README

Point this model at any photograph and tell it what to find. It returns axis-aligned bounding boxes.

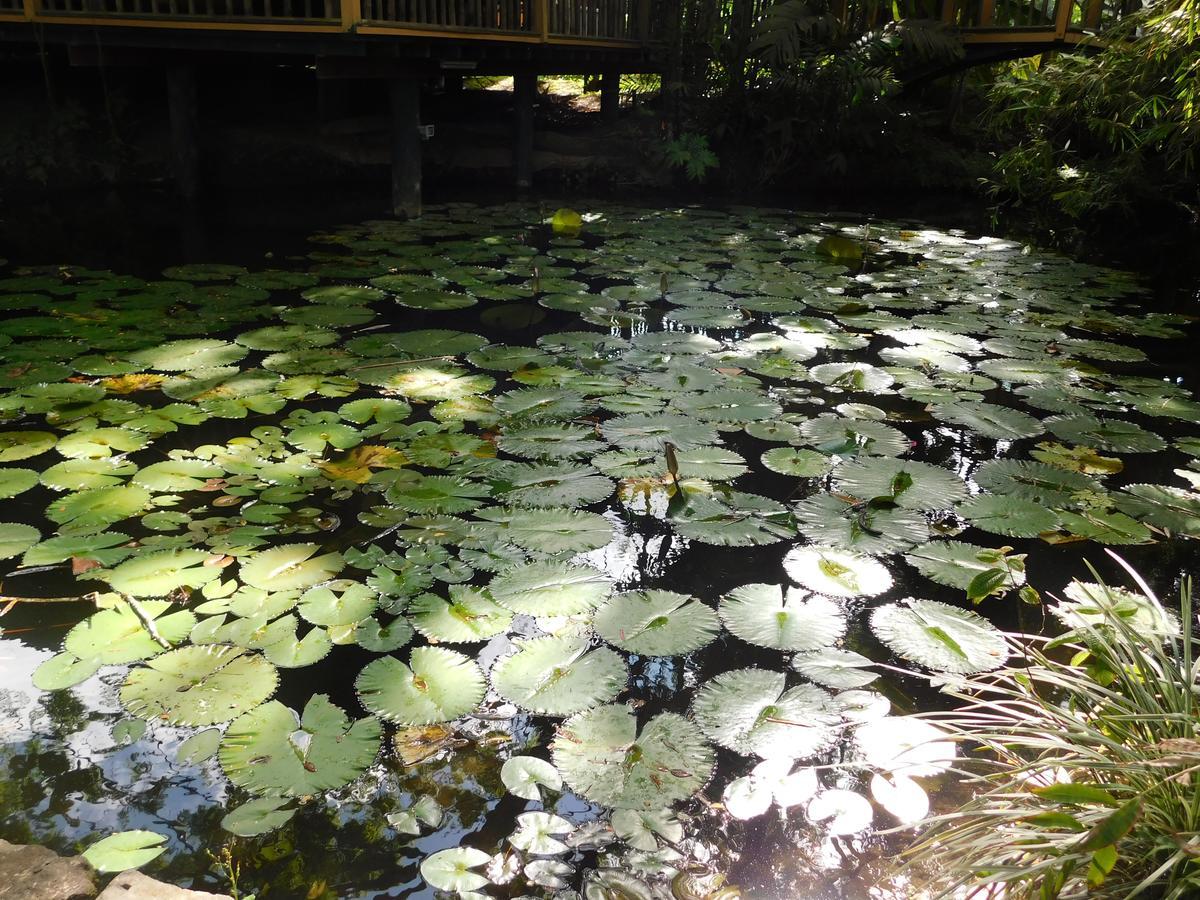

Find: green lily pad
[552,705,714,809]
[782,547,892,598]
[718,583,845,651]
[488,560,612,615]
[103,549,221,597]
[0,522,40,560]
[592,590,720,656]
[120,644,279,725]
[355,647,485,725]
[82,830,167,873]
[219,694,381,796]
[406,585,513,642]
[239,544,345,592]
[870,599,1009,674]
[691,668,838,759]
[0,430,56,461]
[491,635,627,715]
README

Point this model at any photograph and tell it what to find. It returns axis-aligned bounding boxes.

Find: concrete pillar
[390,78,422,219]
[600,70,620,124]
[166,63,199,202]
[513,73,536,191]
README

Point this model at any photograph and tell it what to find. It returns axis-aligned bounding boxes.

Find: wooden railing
[3,0,648,40]
[361,0,533,33]
[0,0,1130,44]
[37,0,337,20]
[549,0,637,39]
[860,0,1134,40]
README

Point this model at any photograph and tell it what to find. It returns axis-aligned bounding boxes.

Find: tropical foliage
[983,0,1200,241]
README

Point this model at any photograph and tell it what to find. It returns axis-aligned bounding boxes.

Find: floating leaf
[120,644,279,725]
[0,522,40,560]
[612,808,685,852]
[219,694,381,796]
[488,560,611,615]
[931,401,1044,440]
[406,586,513,642]
[973,459,1097,505]
[691,668,838,760]
[501,755,563,801]
[958,494,1060,538]
[782,547,892,598]
[46,484,152,532]
[297,581,378,627]
[483,507,614,554]
[1045,414,1166,454]
[103,548,220,598]
[870,599,1008,674]
[510,811,574,855]
[719,584,845,651]
[0,430,56,461]
[221,797,297,837]
[854,716,957,777]
[1031,441,1124,475]
[491,635,627,716]
[904,541,1027,592]
[355,647,485,725]
[420,847,491,893]
[82,830,167,873]
[553,705,714,809]
[795,493,928,554]
[671,491,794,547]
[791,648,877,689]
[176,728,222,765]
[64,601,195,664]
[592,590,720,656]
[602,413,720,452]
[0,467,38,498]
[498,462,614,508]
[832,458,968,510]
[807,790,873,835]
[761,447,833,477]
[239,544,345,592]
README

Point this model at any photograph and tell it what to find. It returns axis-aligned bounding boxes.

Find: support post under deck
[600,70,620,123]
[513,73,536,191]
[390,78,422,219]
[166,63,199,202]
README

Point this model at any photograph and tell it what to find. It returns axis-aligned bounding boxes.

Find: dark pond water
[1,188,1199,900]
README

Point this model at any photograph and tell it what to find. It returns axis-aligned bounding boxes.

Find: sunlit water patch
[0,203,1197,898]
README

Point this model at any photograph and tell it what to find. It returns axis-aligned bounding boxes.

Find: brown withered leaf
[319,445,408,484]
[71,557,103,576]
[99,373,167,394]
[392,725,463,767]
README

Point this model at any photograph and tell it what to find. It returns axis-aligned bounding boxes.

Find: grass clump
[907,552,1200,899]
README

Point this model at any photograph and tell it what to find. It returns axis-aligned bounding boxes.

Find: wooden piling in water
[513,72,535,190]
[600,69,619,123]
[390,78,422,219]
[166,63,199,202]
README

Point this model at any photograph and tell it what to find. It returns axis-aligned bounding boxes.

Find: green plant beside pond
[908,554,1200,899]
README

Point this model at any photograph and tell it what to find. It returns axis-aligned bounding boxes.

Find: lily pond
[1,201,1199,899]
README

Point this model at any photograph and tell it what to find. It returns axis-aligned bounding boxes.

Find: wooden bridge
[0,0,1133,214]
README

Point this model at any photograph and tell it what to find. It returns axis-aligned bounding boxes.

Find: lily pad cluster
[3,202,1197,896]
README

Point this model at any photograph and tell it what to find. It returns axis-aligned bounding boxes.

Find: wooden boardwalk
[0,0,651,48]
[0,0,1132,51]
[0,0,1133,214]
